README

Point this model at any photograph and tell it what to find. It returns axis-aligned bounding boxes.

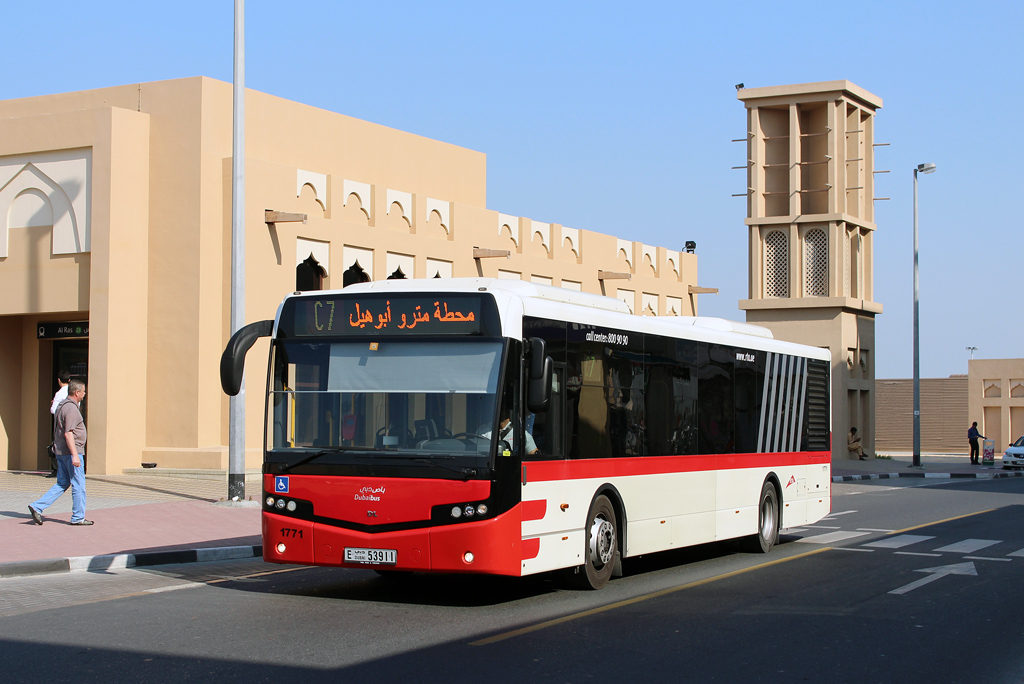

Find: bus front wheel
[569,494,617,590]
[742,480,779,554]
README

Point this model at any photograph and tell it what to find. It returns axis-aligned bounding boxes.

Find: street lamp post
[228,0,246,500]
[912,162,936,468]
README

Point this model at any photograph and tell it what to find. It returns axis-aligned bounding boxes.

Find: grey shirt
[54,399,86,455]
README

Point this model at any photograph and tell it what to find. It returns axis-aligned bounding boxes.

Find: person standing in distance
[44,370,71,477]
[28,380,93,525]
[967,421,986,465]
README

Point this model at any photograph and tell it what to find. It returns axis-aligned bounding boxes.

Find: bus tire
[742,480,779,554]
[569,494,618,590]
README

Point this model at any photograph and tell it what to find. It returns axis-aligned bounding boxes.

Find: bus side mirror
[527,337,552,413]
[220,320,274,396]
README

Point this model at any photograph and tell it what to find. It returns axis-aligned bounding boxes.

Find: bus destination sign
[287,294,491,337]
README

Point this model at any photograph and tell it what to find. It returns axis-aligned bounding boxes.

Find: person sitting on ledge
[847,426,869,461]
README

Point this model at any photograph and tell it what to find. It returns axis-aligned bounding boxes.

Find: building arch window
[387,266,407,280]
[295,254,326,291]
[343,262,370,287]
[764,230,789,298]
[803,229,828,296]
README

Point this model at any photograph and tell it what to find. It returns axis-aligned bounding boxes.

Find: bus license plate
[344,547,397,565]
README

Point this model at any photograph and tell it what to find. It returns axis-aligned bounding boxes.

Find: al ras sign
[37,322,89,339]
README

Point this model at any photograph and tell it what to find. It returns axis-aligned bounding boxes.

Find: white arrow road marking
[889,561,978,595]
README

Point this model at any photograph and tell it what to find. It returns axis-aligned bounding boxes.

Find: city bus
[221,278,831,589]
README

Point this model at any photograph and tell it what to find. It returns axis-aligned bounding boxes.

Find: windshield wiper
[278,447,362,473]
[411,458,481,479]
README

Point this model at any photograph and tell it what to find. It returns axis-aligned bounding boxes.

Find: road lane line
[932,539,999,554]
[895,551,942,557]
[794,531,869,544]
[1008,549,1024,557]
[857,528,895,533]
[205,566,310,584]
[831,547,873,552]
[469,548,832,646]
[863,534,935,549]
[887,509,995,535]
[964,556,1012,562]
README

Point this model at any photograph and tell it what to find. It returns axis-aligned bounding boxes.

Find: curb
[0,544,262,580]
[833,471,1024,483]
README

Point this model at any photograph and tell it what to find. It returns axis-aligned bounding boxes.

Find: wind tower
[736,81,884,462]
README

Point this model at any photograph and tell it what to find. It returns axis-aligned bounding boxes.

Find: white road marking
[795,531,870,544]
[857,528,895,533]
[863,534,935,549]
[1008,548,1024,558]
[831,547,873,552]
[826,510,858,517]
[895,551,942,557]
[144,582,203,594]
[964,556,1012,562]
[889,561,978,595]
[802,525,841,530]
[933,539,1000,554]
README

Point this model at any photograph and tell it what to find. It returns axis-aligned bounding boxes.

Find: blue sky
[3,0,1020,378]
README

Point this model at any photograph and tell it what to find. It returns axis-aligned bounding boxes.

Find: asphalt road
[2,477,1024,684]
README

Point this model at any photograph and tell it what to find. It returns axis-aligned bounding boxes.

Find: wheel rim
[760,495,776,541]
[589,516,615,566]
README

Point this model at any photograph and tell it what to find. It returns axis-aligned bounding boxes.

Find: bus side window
[524,367,565,460]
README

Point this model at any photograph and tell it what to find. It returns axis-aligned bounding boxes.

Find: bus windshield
[267,338,504,464]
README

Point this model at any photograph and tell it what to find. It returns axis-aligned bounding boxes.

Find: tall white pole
[912,168,920,468]
[228,0,246,500]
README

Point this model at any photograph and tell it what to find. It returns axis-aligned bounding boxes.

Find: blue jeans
[31,453,87,522]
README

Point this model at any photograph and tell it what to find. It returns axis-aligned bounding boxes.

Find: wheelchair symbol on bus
[275,476,289,493]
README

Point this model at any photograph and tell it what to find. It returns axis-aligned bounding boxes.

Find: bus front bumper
[262,506,525,576]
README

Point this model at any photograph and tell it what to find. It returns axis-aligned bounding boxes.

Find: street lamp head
[917,163,937,174]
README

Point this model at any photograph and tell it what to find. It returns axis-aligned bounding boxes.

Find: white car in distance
[1002,435,1024,469]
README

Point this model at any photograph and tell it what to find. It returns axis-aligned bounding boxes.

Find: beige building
[737,81,883,461]
[968,359,1024,449]
[0,77,703,475]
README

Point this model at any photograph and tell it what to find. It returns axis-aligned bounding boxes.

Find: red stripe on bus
[525,451,830,483]
[521,499,547,521]
[521,537,540,560]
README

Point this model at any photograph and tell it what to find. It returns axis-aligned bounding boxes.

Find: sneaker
[70,519,94,526]
[28,506,42,525]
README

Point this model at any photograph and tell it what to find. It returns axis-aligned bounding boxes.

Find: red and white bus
[221,278,831,589]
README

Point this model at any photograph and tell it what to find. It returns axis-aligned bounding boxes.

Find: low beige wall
[875,378,968,454]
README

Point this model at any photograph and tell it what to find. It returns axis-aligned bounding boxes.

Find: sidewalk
[832,452,1024,481]
[1,470,263,578]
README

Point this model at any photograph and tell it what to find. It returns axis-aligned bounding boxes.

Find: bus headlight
[286,500,297,512]
[463,551,475,564]
[276,499,286,509]
[451,506,462,518]
[266,496,275,507]
[476,504,488,515]
[464,505,475,517]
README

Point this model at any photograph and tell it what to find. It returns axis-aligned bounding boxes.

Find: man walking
[28,379,93,526]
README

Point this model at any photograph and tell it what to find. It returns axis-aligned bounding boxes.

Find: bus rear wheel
[742,481,779,554]
[569,494,617,590]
